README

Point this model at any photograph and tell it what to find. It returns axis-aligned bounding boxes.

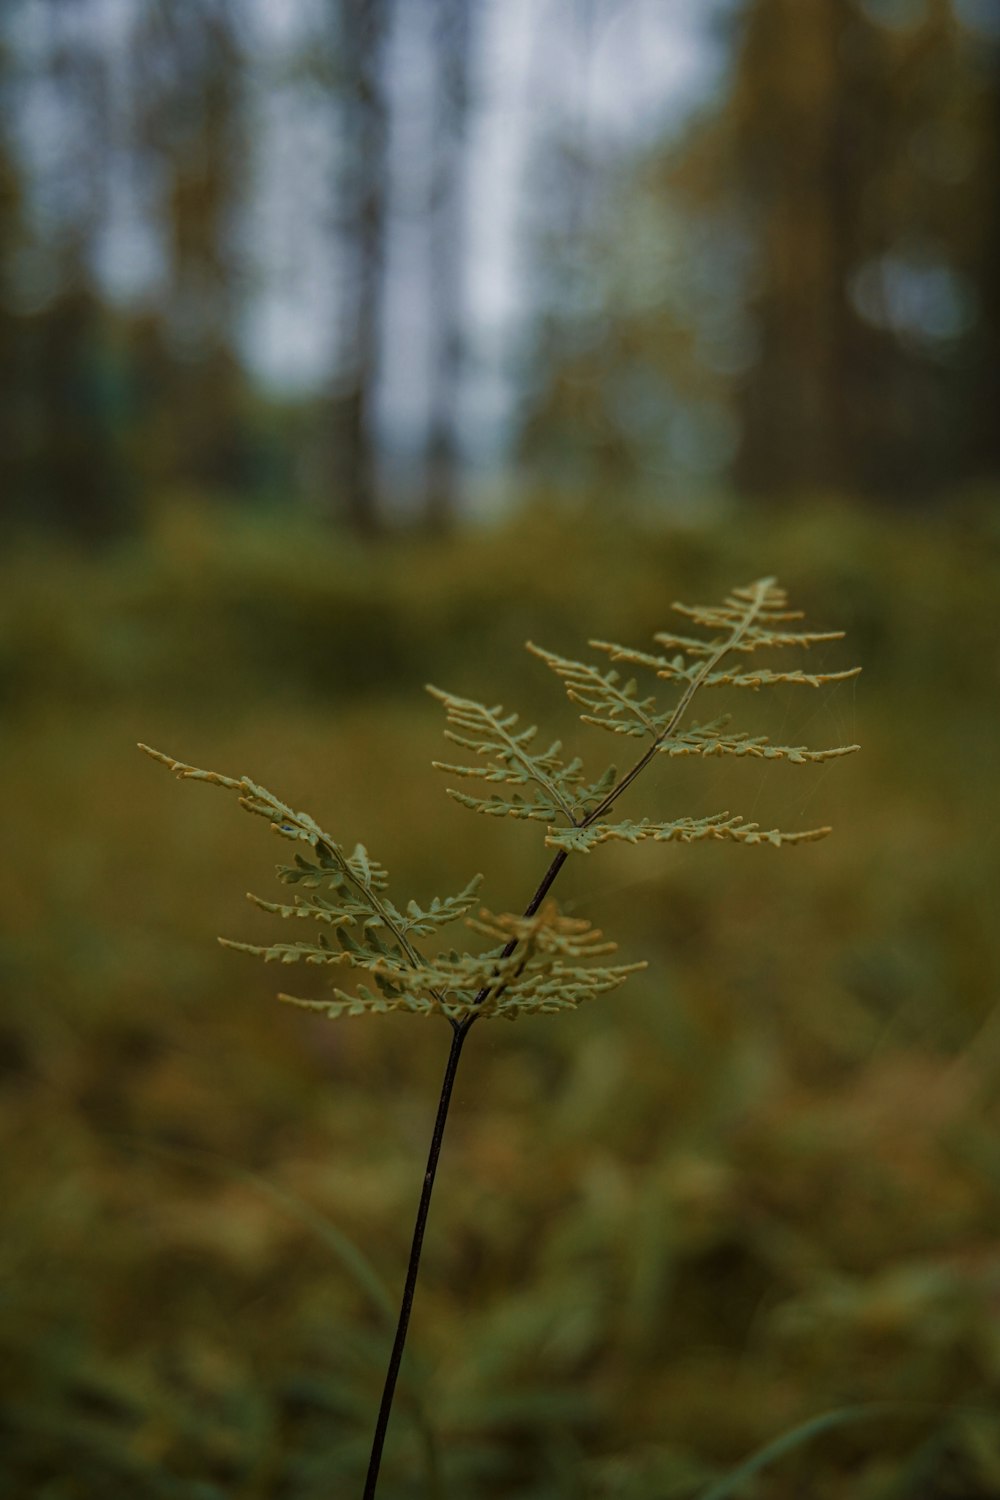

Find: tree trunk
[335,0,391,536]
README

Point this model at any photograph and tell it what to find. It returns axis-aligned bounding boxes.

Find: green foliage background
[2,499,1000,1497]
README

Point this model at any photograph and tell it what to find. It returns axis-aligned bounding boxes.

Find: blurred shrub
[2,495,997,719]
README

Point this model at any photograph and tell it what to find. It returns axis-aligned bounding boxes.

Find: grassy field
[2,497,999,1498]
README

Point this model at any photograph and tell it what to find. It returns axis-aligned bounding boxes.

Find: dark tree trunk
[423,0,474,533]
[335,0,391,536]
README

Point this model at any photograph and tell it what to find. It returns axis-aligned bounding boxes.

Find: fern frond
[545,813,831,855]
[527,578,859,753]
[280,986,411,1020]
[138,744,478,981]
[587,640,699,684]
[662,577,845,654]
[397,878,486,936]
[700,664,861,688]
[265,900,644,1020]
[264,903,644,1022]
[662,722,859,763]
[244,875,483,939]
[426,686,612,825]
[591,641,861,692]
[141,574,860,1492]
[657,622,846,654]
[525,642,664,739]
[513,579,857,842]
[221,934,342,964]
[140,743,339,853]
[465,905,618,958]
[144,573,857,1029]
[246,891,386,930]
[462,903,647,1020]
[140,745,645,1021]
[441,786,568,822]
[525,640,819,747]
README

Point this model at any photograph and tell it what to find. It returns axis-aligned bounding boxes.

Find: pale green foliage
[278,903,643,1022]
[425,685,615,825]
[431,573,863,858]
[545,813,833,855]
[523,643,665,740]
[138,746,637,1021]
[655,716,856,763]
[142,576,858,1024]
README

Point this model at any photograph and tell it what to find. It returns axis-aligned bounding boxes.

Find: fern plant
[141,576,859,1498]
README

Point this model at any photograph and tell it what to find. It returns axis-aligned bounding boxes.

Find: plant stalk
[361,848,569,1496]
[362,1017,469,1498]
[361,608,761,1491]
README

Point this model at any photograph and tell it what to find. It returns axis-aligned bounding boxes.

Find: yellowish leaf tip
[138,742,172,766]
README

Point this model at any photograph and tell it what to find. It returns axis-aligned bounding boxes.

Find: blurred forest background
[3,0,999,531]
[2,1,1000,1497]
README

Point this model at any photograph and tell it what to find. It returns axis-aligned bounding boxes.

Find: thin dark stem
[362,847,570,1495]
[362,617,745,1490]
[362,596,752,1490]
[363,584,778,1494]
[363,1020,469,1499]
[362,803,644,1491]
[520,847,568,916]
[467,847,569,1006]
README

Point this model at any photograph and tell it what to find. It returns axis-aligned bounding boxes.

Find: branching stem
[146,580,854,1500]
[361,847,567,1496]
[582,582,769,826]
[362,1020,468,1499]
[363,581,778,1494]
[361,613,748,1492]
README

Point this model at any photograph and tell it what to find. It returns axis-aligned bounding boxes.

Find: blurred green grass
[2,497,1000,1498]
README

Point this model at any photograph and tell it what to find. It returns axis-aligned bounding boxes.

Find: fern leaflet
[495,577,860,845]
[524,642,664,738]
[592,640,861,692]
[276,903,644,1022]
[545,813,832,855]
[425,685,614,824]
[139,747,641,1021]
[144,576,858,1027]
[143,574,859,1496]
